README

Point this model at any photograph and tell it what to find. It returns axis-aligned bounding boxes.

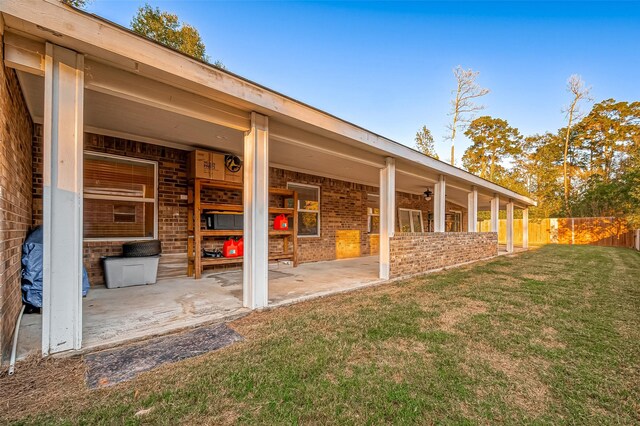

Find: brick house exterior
[0,35,33,360]
[30,128,469,286]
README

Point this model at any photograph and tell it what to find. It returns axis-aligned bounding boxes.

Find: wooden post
[194,179,203,278]
[379,157,395,280]
[41,43,84,355]
[293,190,299,266]
[243,112,269,309]
[187,185,194,276]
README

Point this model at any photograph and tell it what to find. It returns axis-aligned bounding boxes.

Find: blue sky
[86,1,640,163]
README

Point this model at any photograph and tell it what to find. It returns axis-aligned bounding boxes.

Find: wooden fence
[478,217,637,248]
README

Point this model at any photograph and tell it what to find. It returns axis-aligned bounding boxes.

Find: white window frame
[287,182,321,238]
[367,193,380,234]
[398,208,424,233]
[83,151,159,242]
[447,210,463,232]
[367,207,380,234]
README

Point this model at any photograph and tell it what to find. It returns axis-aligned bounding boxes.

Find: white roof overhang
[1,0,536,209]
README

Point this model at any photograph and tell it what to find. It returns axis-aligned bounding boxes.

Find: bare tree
[446,66,490,166]
[562,74,591,214]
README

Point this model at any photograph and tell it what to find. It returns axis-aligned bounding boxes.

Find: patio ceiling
[17,68,510,211]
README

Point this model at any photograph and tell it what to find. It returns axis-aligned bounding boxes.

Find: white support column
[41,43,84,355]
[433,175,446,232]
[506,201,514,253]
[379,157,396,280]
[490,194,500,233]
[243,112,269,309]
[522,207,529,249]
[467,186,478,232]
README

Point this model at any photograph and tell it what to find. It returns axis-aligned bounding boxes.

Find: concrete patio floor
[16,256,380,359]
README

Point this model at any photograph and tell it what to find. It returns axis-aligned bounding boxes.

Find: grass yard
[2,245,639,424]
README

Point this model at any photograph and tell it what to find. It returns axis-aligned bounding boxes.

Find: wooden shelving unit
[187,178,298,279]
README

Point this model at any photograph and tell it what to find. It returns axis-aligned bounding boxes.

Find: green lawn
[3,245,639,424]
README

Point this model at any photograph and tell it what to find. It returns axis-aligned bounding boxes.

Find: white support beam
[270,121,385,169]
[506,201,515,253]
[490,194,500,233]
[41,43,84,355]
[379,157,396,280]
[3,32,45,75]
[243,112,269,309]
[467,186,478,232]
[522,207,529,249]
[395,168,438,184]
[433,175,446,232]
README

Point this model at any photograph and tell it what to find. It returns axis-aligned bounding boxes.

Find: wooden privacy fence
[478,217,637,248]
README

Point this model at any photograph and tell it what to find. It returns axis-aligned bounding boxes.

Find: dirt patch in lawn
[465,342,550,415]
[532,327,566,349]
[438,298,488,333]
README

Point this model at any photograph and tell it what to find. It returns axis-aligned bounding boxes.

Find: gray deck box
[102,255,160,288]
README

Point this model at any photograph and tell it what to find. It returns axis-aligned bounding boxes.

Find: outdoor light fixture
[423,188,433,201]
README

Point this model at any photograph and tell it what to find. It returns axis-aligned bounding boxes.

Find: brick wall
[82,134,190,285]
[389,232,498,278]
[31,132,471,285]
[270,169,379,263]
[32,130,190,284]
[0,37,33,360]
[32,124,43,225]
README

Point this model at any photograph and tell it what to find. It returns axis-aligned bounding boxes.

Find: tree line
[416,69,640,226]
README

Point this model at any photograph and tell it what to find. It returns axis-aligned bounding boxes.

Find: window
[427,213,434,232]
[367,193,379,234]
[368,207,380,234]
[287,183,320,237]
[84,152,157,240]
[446,211,463,232]
[398,208,424,232]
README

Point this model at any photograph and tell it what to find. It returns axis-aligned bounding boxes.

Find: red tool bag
[274,214,289,230]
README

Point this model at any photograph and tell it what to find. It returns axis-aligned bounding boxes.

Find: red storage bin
[222,238,239,257]
[274,214,289,231]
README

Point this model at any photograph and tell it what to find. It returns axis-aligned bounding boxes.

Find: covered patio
[17,256,380,358]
